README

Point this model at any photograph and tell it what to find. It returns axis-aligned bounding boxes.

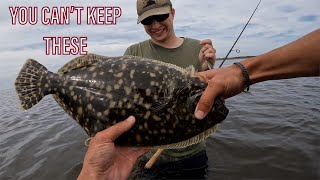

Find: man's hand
[199,39,216,70]
[78,116,149,180]
[195,65,246,119]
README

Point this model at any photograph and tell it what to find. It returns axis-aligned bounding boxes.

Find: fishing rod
[218,0,262,68]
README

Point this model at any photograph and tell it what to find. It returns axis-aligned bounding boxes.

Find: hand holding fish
[199,39,216,70]
[195,65,246,119]
[78,116,148,180]
[194,29,320,120]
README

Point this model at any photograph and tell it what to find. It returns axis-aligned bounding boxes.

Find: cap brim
[137,6,171,24]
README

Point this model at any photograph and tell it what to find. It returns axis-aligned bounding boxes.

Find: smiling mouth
[152,28,165,35]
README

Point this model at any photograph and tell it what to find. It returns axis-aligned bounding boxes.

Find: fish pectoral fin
[150,97,172,112]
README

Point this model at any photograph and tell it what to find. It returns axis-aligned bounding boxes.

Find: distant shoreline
[216,56,255,60]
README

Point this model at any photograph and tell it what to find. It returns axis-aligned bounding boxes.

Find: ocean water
[0,59,319,180]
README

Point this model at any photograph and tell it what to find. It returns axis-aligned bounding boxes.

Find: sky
[0,0,319,89]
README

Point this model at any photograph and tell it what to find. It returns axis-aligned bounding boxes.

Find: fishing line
[218,0,262,68]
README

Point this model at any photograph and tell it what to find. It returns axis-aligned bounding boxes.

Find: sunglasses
[141,14,170,25]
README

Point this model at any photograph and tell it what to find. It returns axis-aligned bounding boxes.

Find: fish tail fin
[15,59,50,110]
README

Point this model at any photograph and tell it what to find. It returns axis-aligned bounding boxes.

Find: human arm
[199,39,216,70]
[77,116,148,180]
[194,29,320,119]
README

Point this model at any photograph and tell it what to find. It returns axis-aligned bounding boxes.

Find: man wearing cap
[124,0,216,179]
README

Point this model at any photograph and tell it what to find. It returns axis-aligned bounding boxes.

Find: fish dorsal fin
[123,55,196,78]
[57,53,110,73]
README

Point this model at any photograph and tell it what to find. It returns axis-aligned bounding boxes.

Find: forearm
[241,29,320,84]
[194,29,320,119]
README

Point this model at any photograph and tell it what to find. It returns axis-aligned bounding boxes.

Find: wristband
[233,62,252,91]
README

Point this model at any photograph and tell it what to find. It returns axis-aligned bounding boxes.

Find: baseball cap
[137,0,172,24]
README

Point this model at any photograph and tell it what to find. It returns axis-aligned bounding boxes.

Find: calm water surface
[0,60,319,180]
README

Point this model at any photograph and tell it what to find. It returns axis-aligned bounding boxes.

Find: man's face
[143,9,175,43]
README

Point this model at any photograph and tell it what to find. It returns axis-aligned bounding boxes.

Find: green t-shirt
[124,37,206,164]
[124,38,203,71]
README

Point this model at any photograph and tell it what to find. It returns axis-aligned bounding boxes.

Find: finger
[200,44,214,54]
[198,51,206,64]
[97,116,136,142]
[200,39,212,45]
[195,72,209,82]
[196,69,217,81]
[202,47,216,60]
[200,49,215,68]
[194,80,220,120]
[204,52,215,60]
[204,45,216,54]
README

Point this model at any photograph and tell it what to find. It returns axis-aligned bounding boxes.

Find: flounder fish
[15,54,228,149]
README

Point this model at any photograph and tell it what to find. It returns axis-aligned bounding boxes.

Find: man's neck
[151,36,184,49]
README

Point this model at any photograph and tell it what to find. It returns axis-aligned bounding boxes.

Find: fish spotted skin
[15,54,228,148]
